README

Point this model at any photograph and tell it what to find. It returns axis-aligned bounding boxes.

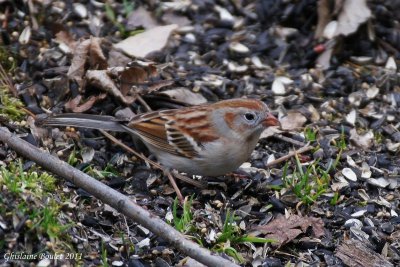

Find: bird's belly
[191,141,253,176]
[147,140,255,176]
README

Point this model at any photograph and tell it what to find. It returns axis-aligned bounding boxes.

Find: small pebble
[342,168,357,181]
[380,222,394,234]
[351,209,367,218]
[344,219,363,229]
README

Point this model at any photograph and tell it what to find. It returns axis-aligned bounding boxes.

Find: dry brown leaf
[162,12,191,27]
[67,37,107,91]
[86,70,137,105]
[89,37,108,70]
[67,39,91,89]
[55,31,77,51]
[119,63,161,98]
[114,24,178,58]
[126,6,158,29]
[260,126,282,139]
[107,47,133,67]
[64,94,107,113]
[86,61,170,105]
[120,63,157,90]
[253,214,325,247]
[145,80,175,94]
[280,111,307,131]
[159,88,207,105]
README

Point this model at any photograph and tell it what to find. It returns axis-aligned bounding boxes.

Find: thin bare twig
[266,145,314,167]
[100,130,183,202]
[165,169,183,203]
[136,95,152,112]
[274,134,307,147]
[0,63,17,97]
[0,127,238,267]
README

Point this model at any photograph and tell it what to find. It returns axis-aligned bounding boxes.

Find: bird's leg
[100,129,206,188]
[164,168,184,204]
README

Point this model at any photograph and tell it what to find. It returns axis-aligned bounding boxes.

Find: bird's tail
[36,113,127,132]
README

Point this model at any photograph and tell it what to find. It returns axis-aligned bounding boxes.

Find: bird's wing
[127,107,219,158]
[126,110,197,158]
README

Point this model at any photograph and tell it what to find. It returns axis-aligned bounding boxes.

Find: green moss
[1,161,56,197]
[0,85,25,120]
[0,46,16,71]
[0,160,73,251]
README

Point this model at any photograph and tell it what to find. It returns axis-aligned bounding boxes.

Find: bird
[37,98,279,177]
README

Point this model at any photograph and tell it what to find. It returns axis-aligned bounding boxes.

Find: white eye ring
[244,112,256,121]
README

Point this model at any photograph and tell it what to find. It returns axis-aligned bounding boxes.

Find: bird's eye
[244,112,256,121]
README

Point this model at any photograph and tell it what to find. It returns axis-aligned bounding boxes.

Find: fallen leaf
[126,6,158,29]
[67,37,107,90]
[160,88,207,105]
[55,31,77,52]
[280,111,307,131]
[89,37,108,70]
[260,126,282,139]
[252,214,325,247]
[114,24,178,58]
[119,63,157,96]
[118,62,174,100]
[64,94,107,113]
[145,80,175,94]
[107,47,133,67]
[67,39,91,89]
[162,12,191,27]
[86,70,137,104]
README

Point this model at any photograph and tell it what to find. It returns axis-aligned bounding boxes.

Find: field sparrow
[38,98,279,176]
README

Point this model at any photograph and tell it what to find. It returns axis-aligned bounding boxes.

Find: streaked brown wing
[127,110,199,158]
[165,122,199,158]
[162,107,219,158]
[167,107,219,145]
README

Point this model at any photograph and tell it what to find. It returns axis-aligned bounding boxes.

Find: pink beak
[263,113,280,127]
